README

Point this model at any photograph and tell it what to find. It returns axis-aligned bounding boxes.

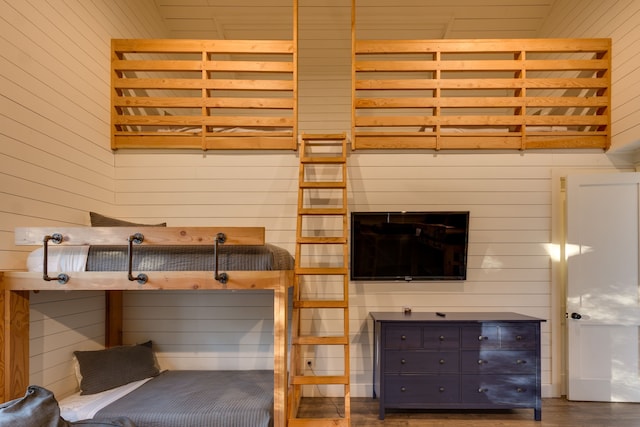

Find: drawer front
[460,375,536,404]
[385,350,459,373]
[461,325,500,349]
[500,324,538,349]
[385,374,460,404]
[460,350,536,374]
[423,326,460,349]
[384,325,421,349]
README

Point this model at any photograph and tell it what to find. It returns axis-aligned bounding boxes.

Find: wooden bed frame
[352,37,611,150]
[111,2,298,150]
[0,226,293,427]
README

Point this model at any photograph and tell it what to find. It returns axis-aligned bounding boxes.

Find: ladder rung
[300,181,345,189]
[295,300,348,309]
[297,236,346,244]
[299,208,346,215]
[294,336,349,345]
[301,156,345,164]
[296,267,348,275]
[291,375,349,385]
[288,418,350,427]
[301,133,347,141]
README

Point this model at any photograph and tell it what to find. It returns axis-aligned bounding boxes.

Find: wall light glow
[544,243,590,262]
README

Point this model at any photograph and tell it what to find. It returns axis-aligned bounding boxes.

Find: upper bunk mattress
[28,244,294,273]
[87,244,293,271]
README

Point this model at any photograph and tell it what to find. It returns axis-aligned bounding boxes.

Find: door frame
[551,167,637,397]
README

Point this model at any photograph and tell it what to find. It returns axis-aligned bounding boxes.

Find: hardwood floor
[296,397,640,426]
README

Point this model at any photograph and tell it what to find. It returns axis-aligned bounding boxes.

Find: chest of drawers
[371,312,545,421]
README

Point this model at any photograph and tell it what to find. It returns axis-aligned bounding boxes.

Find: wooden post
[105,290,123,347]
[272,273,289,427]
[0,288,30,402]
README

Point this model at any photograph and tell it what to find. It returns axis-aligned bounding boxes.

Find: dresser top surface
[370,311,545,323]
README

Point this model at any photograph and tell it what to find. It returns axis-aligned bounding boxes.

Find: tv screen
[350,211,469,281]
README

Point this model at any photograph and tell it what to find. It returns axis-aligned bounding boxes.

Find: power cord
[305,360,344,418]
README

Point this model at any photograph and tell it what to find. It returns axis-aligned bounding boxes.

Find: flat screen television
[350,211,469,281]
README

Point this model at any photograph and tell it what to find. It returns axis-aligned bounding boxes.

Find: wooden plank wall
[1,0,640,402]
[538,0,640,151]
[115,152,298,374]
[28,291,105,397]
[0,0,168,399]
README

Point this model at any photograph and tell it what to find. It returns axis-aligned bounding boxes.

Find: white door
[566,172,640,402]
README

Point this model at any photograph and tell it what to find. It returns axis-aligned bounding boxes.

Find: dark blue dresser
[371,311,545,421]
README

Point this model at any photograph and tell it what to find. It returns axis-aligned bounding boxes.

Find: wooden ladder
[288,133,350,426]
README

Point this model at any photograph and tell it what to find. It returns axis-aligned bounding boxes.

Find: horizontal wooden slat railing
[352,33,611,151]
[111,36,297,150]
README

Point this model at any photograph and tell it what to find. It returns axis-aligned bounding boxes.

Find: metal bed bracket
[214,232,228,284]
[127,233,148,284]
[42,233,70,284]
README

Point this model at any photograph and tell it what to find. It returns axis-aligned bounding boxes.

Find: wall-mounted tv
[350,211,469,281]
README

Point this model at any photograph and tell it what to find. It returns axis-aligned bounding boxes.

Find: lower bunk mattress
[60,370,274,427]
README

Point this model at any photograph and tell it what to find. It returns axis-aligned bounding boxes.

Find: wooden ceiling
[153,0,558,40]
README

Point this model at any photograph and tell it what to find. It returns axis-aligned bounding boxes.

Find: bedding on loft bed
[351,37,611,150]
[0,225,293,427]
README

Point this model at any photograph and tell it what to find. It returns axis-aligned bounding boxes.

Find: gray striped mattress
[94,370,273,427]
[86,244,293,271]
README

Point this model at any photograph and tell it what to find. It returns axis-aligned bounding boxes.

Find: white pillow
[26,246,89,272]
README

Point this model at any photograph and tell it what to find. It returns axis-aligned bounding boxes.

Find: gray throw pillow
[89,212,166,227]
[74,342,159,395]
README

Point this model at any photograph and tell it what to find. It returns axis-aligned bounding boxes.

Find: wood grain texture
[352,36,611,150]
[14,226,265,246]
[298,396,640,426]
[111,38,297,150]
[0,290,29,402]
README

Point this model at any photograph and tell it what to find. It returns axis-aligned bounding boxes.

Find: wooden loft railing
[111,0,298,151]
[352,35,611,151]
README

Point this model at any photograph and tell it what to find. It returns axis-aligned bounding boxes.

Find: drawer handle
[478,335,488,341]
[439,386,446,392]
[516,359,527,365]
[478,388,488,393]
[516,335,523,340]
[400,386,406,392]
[439,335,445,341]
[401,359,406,364]
[517,387,527,393]
[477,359,487,365]
[439,359,445,365]
[401,335,407,341]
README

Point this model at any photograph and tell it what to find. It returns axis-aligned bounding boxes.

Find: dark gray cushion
[89,212,166,227]
[0,385,137,427]
[0,385,70,427]
[74,342,159,395]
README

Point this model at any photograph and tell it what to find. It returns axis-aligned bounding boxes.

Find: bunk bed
[0,226,294,427]
[352,37,611,150]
